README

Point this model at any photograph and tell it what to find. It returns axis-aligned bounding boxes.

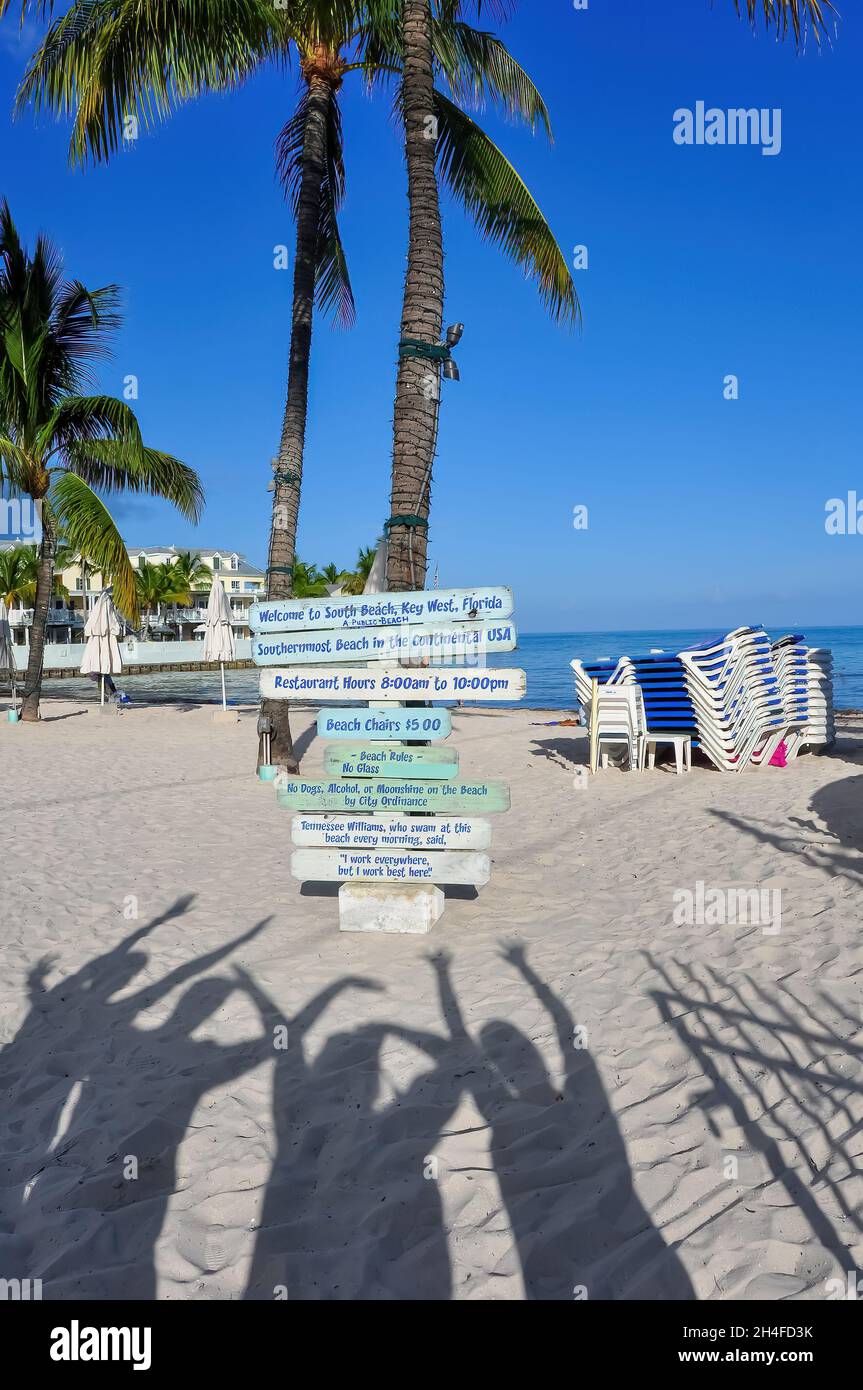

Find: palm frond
[64,439,203,521]
[16,0,294,165]
[40,393,143,454]
[49,469,138,618]
[276,86,355,328]
[730,0,836,44]
[51,280,121,363]
[432,22,551,136]
[0,435,34,485]
[434,90,579,327]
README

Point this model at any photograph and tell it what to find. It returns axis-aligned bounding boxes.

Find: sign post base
[338,883,444,935]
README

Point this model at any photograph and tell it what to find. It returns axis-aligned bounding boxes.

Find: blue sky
[1,0,860,632]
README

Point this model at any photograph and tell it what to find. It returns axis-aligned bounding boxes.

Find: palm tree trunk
[261,69,334,770]
[20,509,56,723]
[386,0,444,593]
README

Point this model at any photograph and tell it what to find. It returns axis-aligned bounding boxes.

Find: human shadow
[0,896,274,1299]
[241,968,465,1301]
[242,947,693,1300]
[710,771,863,887]
[428,947,694,1300]
[647,953,863,1289]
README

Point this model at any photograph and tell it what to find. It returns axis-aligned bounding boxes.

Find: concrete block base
[212,710,239,724]
[94,704,117,717]
[338,883,445,935]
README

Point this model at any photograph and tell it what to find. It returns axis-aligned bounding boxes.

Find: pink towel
[769,741,788,768]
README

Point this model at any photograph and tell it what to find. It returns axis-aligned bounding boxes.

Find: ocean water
[35,627,863,710]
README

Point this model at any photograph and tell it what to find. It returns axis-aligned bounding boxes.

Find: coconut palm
[0,543,36,607]
[292,560,330,597]
[381,0,836,589]
[338,544,376,593]
[9,0,574,762]
[134,558,188,638]
[170,550,213,605]
[0,202,202,720]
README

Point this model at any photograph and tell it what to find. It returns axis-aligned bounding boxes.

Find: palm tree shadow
[0,894,274,1299]
[646,952,863,1289]
[530,736,587,769]
[710,773,863,887]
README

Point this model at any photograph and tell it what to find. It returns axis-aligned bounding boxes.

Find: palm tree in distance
[0,202,202,718]
[339,545,376,594]
[292,560,330,597]
[170,550,213,606]
[134,558,188,639]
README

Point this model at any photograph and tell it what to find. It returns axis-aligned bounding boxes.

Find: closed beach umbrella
[363,536,389,595]
[203,577,235,711]
[80,590,123,705]
[0,599,16,708]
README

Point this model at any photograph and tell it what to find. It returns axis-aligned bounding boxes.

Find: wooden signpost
[252,618,517,667]
[250,586,514,632]
[317,707,453,741]
[290,849,491,886]
[323,744,459,780]
[260,667,527,702]
[291,815,493,850]
[276,778,511,814]
[254,582,525,933]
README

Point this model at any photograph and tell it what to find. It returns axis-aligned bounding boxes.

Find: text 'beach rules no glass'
[252,582,526,932]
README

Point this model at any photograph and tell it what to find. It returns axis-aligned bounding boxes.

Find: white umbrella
[80,590,123,706]
[0,599,17,709]
[203,577,235,711]
[363,536,389,595]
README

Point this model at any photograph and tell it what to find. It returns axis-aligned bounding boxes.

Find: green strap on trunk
[384,515,429,535]
[398,338,448,364]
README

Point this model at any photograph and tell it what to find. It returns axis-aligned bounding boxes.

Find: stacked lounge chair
[572,628,835,771]
[802,648,836,749]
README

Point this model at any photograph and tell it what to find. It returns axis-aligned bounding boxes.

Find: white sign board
[252,619,517,667]
[250,586,514,633]
[317,708,453,741]
[260,667,527,703]
[291,848,491,886]
[291,815,493,850]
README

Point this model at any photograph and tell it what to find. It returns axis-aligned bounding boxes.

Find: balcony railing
[7,608,84,628]
[156,605,252,625]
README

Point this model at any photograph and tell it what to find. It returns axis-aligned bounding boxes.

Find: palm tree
[170,549,213,606]
[134,558,188,639]
[382,0,836,590]
[292,560,330,597]
[0,543,36,608]
[339,544,377,593]
[10,0,571,763]
[0,202,202,720]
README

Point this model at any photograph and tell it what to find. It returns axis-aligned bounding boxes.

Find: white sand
[1,699,862,1300]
